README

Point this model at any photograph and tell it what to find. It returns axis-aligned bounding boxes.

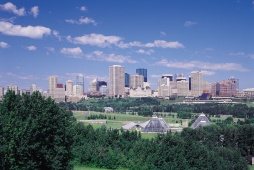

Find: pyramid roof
[142,116,169,133]
[191,113,211,129]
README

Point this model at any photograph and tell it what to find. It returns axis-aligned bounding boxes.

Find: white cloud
[156,59,249,72]
[67,33,122,47]
[0,2,25,16]
[27,46,36,51]
[53,30,61,41]
[65,16,97,25]
[229,52,245,56]
[135,49,154,55]
[160,31,166,36]
[80,6,87,11]
[46,47,55,52]
[119,40,184,49]
[0,21,51,39]
[0,41,9,48]
[184,21,197,27]
[60,47,83,57]
[201,70,215,76]
[85,51,137,63]
[5,72,38,80]
[68,33,184,49]
[150,74,161,78]
[30,6,39,18]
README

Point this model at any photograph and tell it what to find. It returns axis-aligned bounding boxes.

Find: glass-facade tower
[136,68,147,82]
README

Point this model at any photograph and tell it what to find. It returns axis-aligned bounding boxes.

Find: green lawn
[248,165,254,170]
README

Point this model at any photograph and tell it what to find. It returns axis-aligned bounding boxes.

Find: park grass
[248,165,254,170]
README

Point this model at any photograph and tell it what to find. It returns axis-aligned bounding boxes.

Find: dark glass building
[136,68,147,82]
[125,73,130,87]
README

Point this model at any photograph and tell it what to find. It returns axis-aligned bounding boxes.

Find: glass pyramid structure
[142,116,169,133]
[191,112,211,129]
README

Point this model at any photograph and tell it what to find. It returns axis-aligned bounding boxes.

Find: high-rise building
[7,85,18,94]
[49,76,57,98]
[130,74,144,88]
[190,71,203,96]
[76,75,84,94]
[158,74,177,97]
[125,73,130,87]
[73,85,83,96]
[177,80,189,96]
[0,86,4,100]
[89,78,98,93]
[54,84,65,102]
[109,65,125,97]
[228,76,239,92]
[136,68,147,82]
[30,84,37,94]
[211,80,237,97]
[97,81,107,91]
[99,85,107,96]
[66,80,73,96]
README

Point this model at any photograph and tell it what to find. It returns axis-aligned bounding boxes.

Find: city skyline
[0,0,254,91]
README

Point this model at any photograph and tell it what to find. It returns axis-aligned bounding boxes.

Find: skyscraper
[136,68,147,82]
[190,71,203,96]
[66,80,73,96]
[76,75,84,94]
[228,76,239,92]
[49,76,57,98]
[109,65,125,97]
[130,74,144,88]
[30,84,37,94]
[125,73,130,87]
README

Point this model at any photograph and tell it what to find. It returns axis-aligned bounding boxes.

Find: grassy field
[248,165,254,170]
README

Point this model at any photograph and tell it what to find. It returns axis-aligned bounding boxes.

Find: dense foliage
[0,92,253,169]
[0,91,75,169]
[72,124,249,170]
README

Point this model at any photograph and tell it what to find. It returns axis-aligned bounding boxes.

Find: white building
[158,74,177,97]
[66,80,73,96]
[89,78,98,93]
[73,85,83,96]
[109,65,125,97]
[130,74,144,88]
[49,76,57,98]
[30,84,37,94]
[0,86,4,100]
[190,71,203,96]
[129,86,152,98]
[177,80,189,97]
[7,85,18,94]
[54,84,65,102]
[99,85,107,96]
[243,88,254,97]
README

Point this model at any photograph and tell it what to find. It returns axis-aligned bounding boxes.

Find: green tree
[0,91,75,169]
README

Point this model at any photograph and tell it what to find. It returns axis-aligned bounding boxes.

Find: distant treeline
[59,97,254,119]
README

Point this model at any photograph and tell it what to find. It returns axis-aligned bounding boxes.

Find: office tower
[130,74,144,88]
[125,73,130,87]
[7,85,18,94]
[30,84,37,94]
[99,85,107,96]
[136,68,147,82]
[89,78,98,92]
[49,76,57,98]
[177,80,189,96]
[109,65,125,97]
[19,89,27,95]
[158,74,177,97]
[228,76,239,92]
[189,76,191,90]
[190,71,203,96]
[54,84,65,102]
[97,81,107,91]
[0,86,4,100]
[73,85,83,96]
[66,80,73,96]
[211,80,237,97]
[76,75,84,94]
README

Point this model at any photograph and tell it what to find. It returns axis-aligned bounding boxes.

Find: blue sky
[0,0,253,91]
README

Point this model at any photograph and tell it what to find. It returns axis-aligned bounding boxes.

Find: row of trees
[0,92,252,169]
[59,98,254,119]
